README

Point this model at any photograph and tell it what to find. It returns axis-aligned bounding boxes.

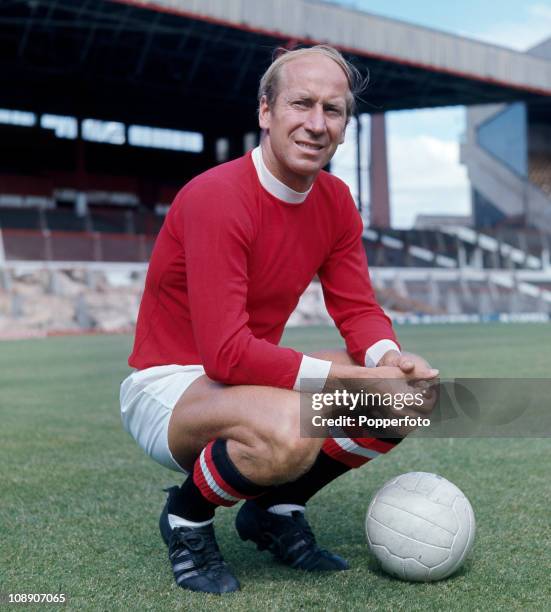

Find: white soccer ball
[365,472,475,582]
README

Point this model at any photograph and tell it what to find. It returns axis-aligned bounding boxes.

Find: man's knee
[271,435,320,483]
[250,398,321,484]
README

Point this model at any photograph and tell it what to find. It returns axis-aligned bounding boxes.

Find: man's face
[259,54,349,192]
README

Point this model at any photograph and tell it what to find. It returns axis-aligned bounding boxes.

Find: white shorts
[119,364,206,473]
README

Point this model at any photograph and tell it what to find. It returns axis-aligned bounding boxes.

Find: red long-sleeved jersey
[128,151,397,389]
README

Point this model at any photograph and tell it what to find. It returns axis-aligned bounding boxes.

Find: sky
[327,0,551,227]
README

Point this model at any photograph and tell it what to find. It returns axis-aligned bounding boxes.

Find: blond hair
[258,45,366,121]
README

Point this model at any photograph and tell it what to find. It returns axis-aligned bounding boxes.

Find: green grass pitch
[1,323,550,611]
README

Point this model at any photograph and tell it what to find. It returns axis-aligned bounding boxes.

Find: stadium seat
[45,209,87,232]
[0,207,42,230]
[134,210,164,235]
[89,208,132,234]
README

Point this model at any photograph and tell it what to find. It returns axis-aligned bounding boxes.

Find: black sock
[256,437,403,510]
[256,451,350,509]
[167,474,217,523]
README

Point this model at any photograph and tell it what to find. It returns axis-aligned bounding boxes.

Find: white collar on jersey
[251,145,312,204]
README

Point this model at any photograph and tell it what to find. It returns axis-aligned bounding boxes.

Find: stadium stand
[2,217,550,337]
[100,234,154,263]
[529,154,551,196]
[49,232,98,262]
[134,210,164,236]
[1,1,551,337]
[1,204,164,238]
[89,208,133,234]
[0,207,43,230]
[0,230,156,263]
[2,230,48,260]
[44,209,88,232]
[363,227,551,271]
[2,216,550,273]
[0,174,55,209]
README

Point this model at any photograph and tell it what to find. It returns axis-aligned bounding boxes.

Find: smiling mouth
[295,141,324,152]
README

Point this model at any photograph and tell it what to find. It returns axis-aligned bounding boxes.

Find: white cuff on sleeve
[293,355,332,392]
[365,339,401,367]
